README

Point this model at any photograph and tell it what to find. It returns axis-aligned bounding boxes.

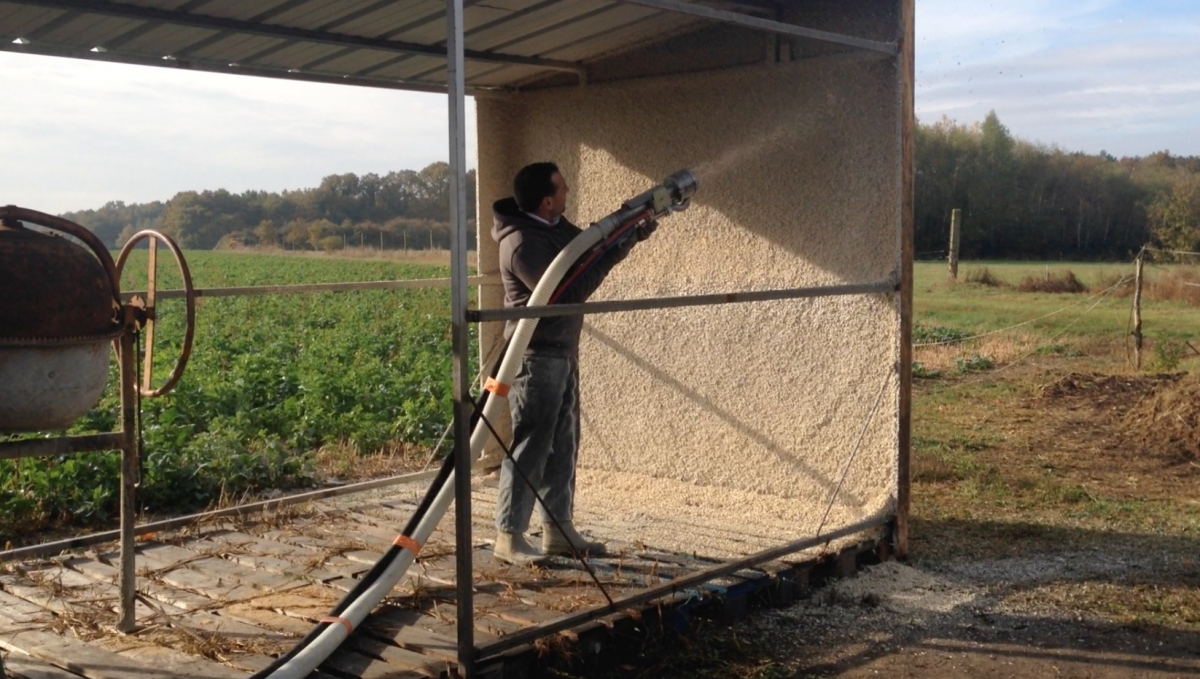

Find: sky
[1,0,1197,214]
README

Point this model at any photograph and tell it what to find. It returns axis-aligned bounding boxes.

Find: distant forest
[65,162,478,252]
[65,113,1200,260]
[916,112,1200,260]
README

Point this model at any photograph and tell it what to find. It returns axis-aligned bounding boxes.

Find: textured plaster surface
[475,51,901,548]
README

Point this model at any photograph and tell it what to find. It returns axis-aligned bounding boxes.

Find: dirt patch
[1034,371,1200,496]
[1037,371,1179,405]
[1122,372,1200,470]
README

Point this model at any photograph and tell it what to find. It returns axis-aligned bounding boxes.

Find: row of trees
[64,162,477,251]
[915,111,1200,259]
[65,118,1200,259]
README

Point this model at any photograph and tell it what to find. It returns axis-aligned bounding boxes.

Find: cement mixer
[0,205,194,632]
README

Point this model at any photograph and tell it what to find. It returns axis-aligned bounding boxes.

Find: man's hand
[636,219,658,242]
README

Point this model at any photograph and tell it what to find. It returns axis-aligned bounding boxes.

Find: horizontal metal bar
[468,280,897,323]
[614,0,899,55]
[0,467,444,563]
[0,42,497,94]
[120,275,494,302]
[477,515,888,658]
[0,432,125,461]
[10,0,586,75]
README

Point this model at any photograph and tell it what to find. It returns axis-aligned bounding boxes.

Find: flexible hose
[253,216,621,679]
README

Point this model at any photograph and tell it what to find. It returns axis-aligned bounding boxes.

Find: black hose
[249,341,510,678]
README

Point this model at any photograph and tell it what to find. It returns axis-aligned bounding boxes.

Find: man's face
[546,171,569,220]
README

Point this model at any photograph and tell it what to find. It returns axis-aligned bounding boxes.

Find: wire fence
[913,270,1135,349]
[915,244,1200,376]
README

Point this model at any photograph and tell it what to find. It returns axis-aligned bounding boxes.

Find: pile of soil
[1035,371,1198,495]
[1039,371,1179,408]
[1123,372,1200,472]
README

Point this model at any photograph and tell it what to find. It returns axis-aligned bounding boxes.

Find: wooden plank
[219,602,314,637]
[896,0,915,561]
[188,531,352,583]
[66,557,214,611]
[364,606,497,647]
[3,653,88,679]
[119,645,249,679]
[0,619,173,679]
[136,543,304,594]
[120,548,262,603]
[344,633,448,677]
[320,645,431,679]
[220,585,345,637]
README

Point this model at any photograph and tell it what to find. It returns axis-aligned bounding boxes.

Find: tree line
[65,117,1200,260]
[916,111,1200,260]
[64,162,477,252]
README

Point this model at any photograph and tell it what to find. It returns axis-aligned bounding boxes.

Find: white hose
[266,218,620,679]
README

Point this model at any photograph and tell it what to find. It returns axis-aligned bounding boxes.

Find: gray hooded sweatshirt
[491,197,629,357]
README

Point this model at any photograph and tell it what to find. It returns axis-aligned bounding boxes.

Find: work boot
[493,532,550,567]
[543,521,607,556]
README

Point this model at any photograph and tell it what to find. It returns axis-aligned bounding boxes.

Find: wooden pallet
[0,490,890,678]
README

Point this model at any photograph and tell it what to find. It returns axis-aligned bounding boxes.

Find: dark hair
[513,162,559,213]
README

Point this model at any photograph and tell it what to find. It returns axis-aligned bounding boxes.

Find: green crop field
[2,251,476,540]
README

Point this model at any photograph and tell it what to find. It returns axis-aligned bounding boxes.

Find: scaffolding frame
[2,1,914,675]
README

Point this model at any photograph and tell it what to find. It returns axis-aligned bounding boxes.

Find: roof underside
[0,0,896,93]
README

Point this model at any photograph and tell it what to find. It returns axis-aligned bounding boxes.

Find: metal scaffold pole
[446,0,475,674]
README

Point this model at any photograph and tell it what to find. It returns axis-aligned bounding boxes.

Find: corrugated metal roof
[0,0,897,93]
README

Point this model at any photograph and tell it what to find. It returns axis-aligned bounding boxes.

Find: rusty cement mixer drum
[0,213,122,432]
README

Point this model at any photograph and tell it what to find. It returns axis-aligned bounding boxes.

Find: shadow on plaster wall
[583,323,873,512]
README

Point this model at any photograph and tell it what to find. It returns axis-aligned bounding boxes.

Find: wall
[475,34,902,529]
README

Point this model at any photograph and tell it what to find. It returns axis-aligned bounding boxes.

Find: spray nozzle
[621,168,699,217]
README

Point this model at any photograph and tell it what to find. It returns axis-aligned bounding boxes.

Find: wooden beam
[896,0,915,561]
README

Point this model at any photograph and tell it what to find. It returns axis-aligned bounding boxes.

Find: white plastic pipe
[265,217,622,679]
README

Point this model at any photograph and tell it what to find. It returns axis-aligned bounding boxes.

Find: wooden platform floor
[0,484,879,679]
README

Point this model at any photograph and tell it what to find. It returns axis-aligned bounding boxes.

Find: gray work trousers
[495,355,579,534]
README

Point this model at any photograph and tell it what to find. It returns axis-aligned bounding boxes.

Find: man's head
[514,162,569,222]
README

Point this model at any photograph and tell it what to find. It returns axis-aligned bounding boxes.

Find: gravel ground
[721,555,1200,678]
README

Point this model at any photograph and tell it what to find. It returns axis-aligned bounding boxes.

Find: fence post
[948,208,961,281]
[1133,249,1145,370]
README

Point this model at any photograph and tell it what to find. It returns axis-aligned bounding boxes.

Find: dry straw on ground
[1017,270,1088,293]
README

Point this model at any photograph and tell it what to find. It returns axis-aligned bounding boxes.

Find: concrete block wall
[476,44,902,526]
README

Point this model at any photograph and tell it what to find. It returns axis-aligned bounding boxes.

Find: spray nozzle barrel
[662,169,698,208]
[620,168,699,217]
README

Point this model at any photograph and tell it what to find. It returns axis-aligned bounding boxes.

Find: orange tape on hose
[393,535,422,554]
[485,378,510,397]
[319,616,353,634]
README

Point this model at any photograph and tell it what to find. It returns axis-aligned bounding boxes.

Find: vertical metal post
[446,0,475,675]
[117,328,138,632]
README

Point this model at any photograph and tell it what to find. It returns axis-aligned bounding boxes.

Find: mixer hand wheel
[116,231,195,397]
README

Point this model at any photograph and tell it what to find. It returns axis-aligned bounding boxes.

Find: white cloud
[0,52,476,213]
[916,1,1200,156]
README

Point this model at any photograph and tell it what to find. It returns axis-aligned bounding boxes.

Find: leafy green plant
[1034,343,1084,357]
[1151,337,1187,373]
[913,324,971,344]
[912,361,942,379]
[955,354,995,373]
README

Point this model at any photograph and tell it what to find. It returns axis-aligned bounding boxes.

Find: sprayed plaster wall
[476,47,901,535]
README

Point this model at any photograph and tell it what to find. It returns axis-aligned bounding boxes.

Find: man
[490,162,654,566]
